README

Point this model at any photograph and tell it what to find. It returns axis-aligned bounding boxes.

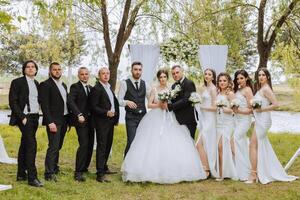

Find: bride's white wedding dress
[121,88,206,184]
[0,135,17,164]
[253,91,297,184]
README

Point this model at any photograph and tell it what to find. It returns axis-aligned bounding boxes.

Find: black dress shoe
[17,176,27,181]
[105,169,117,174]
[74,173,86,182]
[28,179,44,187]
[44,174,57,182]
[96,174,110,183]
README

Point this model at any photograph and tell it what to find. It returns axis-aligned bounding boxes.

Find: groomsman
[67,67,94,182]
[118,61,149,156]
[39,62,68,181]
[89,67,119,182]
[9,60,43,187]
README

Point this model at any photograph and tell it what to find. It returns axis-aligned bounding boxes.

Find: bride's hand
[160,102,168,110]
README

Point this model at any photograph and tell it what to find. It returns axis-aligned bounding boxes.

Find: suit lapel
[49,78,64,102]
[97,82,111,106]
[77,81,87,98]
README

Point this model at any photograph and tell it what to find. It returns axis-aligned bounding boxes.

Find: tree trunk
[258,49,270,68]
[108,55,120,91]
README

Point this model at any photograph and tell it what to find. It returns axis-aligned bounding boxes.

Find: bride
[121,69,206,184]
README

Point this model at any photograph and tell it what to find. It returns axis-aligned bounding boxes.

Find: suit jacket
[89,82,119,126]
[39,78,68,126]
[67,81,92,127]
[168,77,196,125]
[9,76,39,126]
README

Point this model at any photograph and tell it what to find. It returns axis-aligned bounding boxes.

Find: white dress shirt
[24,76,39,114]
[100,81,115,113]
[52,77,68,115]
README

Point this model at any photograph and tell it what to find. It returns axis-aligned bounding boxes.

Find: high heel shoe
[244,170,258,184]
[205,170,211,179]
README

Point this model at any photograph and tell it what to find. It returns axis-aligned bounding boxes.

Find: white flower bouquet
[189,92,202,106]
[217,99,228,108]
[158,85,181,103]
[250,99,262,109]
[230,99,240,108]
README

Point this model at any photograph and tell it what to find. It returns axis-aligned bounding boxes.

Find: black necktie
[135,81,139,91]
[85,85,90,96]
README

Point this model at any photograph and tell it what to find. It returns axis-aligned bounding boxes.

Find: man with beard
[39,62,68,182]
[9,60,43,187]
[67,67,94,182]
[118,61,150,157]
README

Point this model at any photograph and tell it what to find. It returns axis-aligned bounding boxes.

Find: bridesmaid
[232,69,253,181]
[196,68,218,178]
[246,68,297,184]
[216,73,238,181]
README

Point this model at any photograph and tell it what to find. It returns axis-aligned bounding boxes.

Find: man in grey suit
[118,62,149,157]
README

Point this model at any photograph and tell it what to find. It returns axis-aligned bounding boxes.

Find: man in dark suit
[9,60,43,187]
[163,65,197,139]
[67,67,94,182]
[89,67,119,182]
[39,62,68,182]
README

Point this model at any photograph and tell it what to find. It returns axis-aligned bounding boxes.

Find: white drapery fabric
[0,135,17,164]
[198,45,228,75]
[129,44,160,83]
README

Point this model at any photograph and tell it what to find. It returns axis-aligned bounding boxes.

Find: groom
[162,65,197,139]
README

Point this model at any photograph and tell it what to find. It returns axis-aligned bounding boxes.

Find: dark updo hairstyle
[254,67,272,94]
[204,68,216,86]
[156,69,169,80]
[22,60,38,76]
[233,69,253,93]
[217,72,233,93]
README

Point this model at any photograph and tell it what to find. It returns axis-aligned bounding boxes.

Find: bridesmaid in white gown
[196,68,218,178]
[215,73,238,181]
[121,69,206,184]
[246,68,297,184]
[232,70,253,181]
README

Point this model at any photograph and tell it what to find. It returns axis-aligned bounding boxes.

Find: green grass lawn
[0,125,300,200]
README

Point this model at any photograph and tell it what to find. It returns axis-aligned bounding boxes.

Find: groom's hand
[126,100,137,109]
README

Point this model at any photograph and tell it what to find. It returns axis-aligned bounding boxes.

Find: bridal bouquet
[230,99,240,108]
[158,85,181,103]
[250,99,262,109]
[189,92,202,106]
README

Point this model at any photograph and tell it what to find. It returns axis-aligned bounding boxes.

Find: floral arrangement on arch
[160,37,199,67]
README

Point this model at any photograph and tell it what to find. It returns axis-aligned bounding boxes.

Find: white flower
[230,98,240,108]
[250,99,262,109]
[189,92,202,106]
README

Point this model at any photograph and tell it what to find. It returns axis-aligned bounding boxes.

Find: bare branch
[268,0,300,49]
[101,0,113,58]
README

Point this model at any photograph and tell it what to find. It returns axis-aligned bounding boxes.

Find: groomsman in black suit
[9,60,43,187]
[67,67,94,182]
[163,65,197,139]
[89,67,119,182]
[39,62,68,181]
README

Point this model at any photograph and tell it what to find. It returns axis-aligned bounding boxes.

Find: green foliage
[0,0,86,75]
